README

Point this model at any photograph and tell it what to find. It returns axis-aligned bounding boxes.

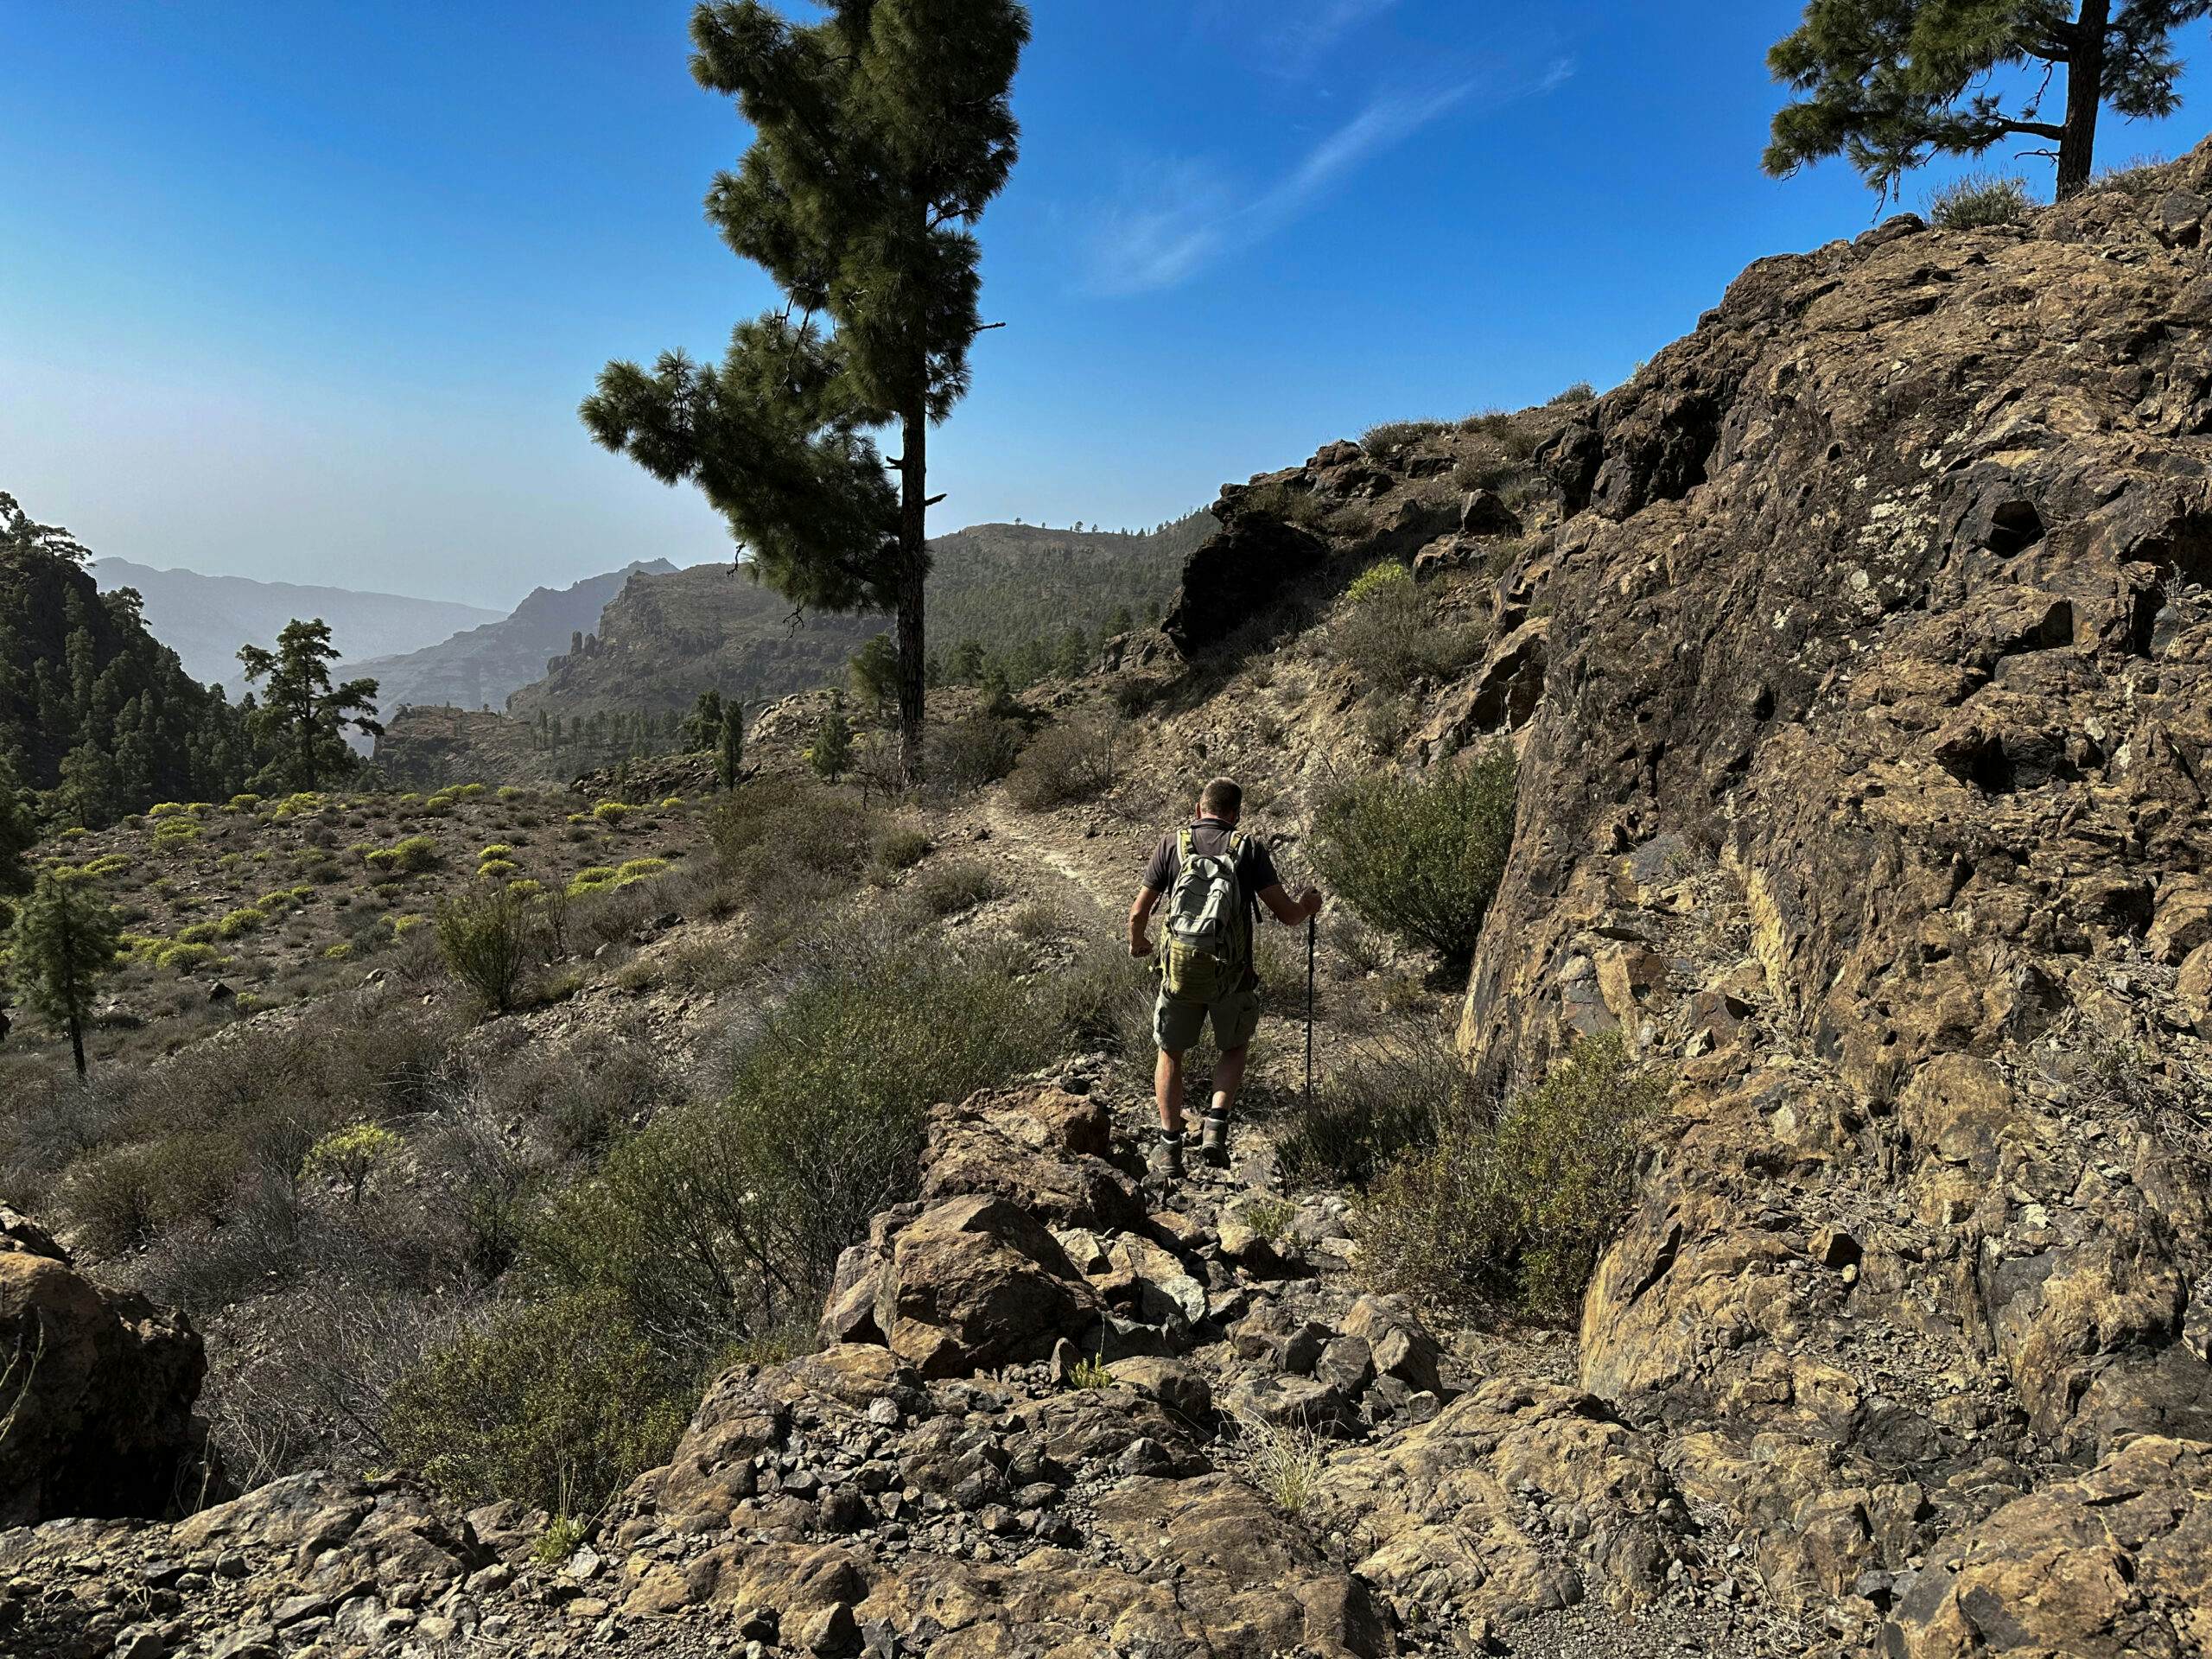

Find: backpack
[1160,827,1249,1002]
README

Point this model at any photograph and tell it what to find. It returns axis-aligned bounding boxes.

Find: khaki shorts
[1154,980,1261,1055]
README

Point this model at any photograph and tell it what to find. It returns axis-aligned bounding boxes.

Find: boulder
[875,1195,1102,1377]
[0,1215,209,1525]
[1885,1435,2212,1658]
[1342,1294,1445,1396]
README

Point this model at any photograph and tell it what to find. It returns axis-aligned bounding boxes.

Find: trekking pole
[1305,913,1316,1112]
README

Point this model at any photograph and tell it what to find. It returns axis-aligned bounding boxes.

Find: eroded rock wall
[1453,153,2212,1652]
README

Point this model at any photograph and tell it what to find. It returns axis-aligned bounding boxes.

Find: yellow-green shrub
[217,906,270,938]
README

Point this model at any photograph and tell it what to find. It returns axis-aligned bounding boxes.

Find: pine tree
[237,619,383,792]
[581,0,1031,778]
[683,688,727,750]
[810,702,853,780]
[717,699,747,790]
[1767,2,2211,200]
[9,864,121,1077]
[0,755,35,920]
[849,632,899,715]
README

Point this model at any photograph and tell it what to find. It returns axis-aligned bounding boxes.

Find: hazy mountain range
[90,558,502,692]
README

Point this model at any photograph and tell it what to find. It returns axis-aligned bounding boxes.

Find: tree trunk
[2057,0,2109,200]
[896,402,928,780]
[67,1009,86,1079]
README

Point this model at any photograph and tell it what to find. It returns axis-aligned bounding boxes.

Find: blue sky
[3,1,2208,608]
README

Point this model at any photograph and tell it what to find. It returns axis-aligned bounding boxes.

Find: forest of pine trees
[0,494,251,827]
[0,493,386,830]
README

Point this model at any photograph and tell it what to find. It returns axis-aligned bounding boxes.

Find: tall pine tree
[10,864,122,1078]
[582,0,1029,776]
[1767,2,2212,200]
[238,619,383,793]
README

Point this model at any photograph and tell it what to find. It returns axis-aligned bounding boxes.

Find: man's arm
[1257,883,1324,925]
[1128,886,1161,956]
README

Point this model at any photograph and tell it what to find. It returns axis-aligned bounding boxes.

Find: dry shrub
[1357,1031,1668,1321]
[1007,714,1126,810]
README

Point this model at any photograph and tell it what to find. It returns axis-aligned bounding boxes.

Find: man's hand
[1297,887,1324,922]
[1129,931,1154,958]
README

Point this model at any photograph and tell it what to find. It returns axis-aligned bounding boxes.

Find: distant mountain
[344,560,677,717]
[505,515,1214,728]
[90,559,502,691]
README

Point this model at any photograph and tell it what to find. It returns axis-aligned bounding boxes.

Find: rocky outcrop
[0,1207,210,1526]
[1444,150,2212,1654]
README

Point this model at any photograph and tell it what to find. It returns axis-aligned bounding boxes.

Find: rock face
[0,1207,210,1526]
[1444,153,2212,1652]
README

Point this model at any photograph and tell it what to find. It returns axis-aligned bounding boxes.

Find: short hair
[1199,777,1243,817]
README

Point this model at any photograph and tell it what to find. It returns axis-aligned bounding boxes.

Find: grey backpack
[1161,827,1248,1001]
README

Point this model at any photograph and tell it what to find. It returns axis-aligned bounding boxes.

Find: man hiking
[1128,776,1323,1179]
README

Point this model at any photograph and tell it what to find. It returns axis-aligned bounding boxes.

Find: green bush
[1357,1031,1667,1321]
[526,944,1052,1361]
[1277,1017,1468,1189]
[869,823,932,874]
[1345,561,1412,605]
[907,859,1003,917]
[216,907,270,938]
[435,885,534,1014]
[707,779,880,903]
[1312,753,1516,959]
[300,1121,401,1202]
[1929,170,2033,229]
[1241,480,1363,537]
[1006,714,1124,810]
[1331,561,1483,692]
[385,1291,691,1514]
[155,941,220,974]
[61,1135,237,1255]
[1047,944,1159,1059]
[367,835,440,875]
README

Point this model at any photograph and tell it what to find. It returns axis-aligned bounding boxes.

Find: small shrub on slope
[385,1290,690,1514]
[1312,752,1516,959]
[434,884,533,1014]
[1330,562,1482,693]
[928,714,1024,794]
[1007,714,1125,810]
[525,943,1052,1363]
[1357,1030,1667,1321]
[1929,171,2033,229]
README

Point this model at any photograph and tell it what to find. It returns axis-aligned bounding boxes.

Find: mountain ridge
[90,558,502,691]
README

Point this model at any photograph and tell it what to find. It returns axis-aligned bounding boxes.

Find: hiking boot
[1199,1113,1232,1169]
[1152,1130,1186,1182]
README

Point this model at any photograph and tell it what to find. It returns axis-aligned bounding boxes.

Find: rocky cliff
[1441,158,2212,1652]
[345,562,676,719]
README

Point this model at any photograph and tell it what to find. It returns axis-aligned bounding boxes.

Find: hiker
[1128,776,1323,1179]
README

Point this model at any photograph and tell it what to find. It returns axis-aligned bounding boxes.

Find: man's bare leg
[1210,1043,1249,1120]
[1155,1046,1186,1134]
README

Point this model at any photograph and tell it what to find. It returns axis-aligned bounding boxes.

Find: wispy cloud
[1087,61,1573,297]
[1268,0,1402,80]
